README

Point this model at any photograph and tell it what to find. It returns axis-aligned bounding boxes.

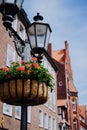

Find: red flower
[25,64,31,68]
[27,70,31,74]
[32,63,40,69]
[21,60,26,65]
[32,57,37,62]
[2,67,9,72]
[17,66,25,72]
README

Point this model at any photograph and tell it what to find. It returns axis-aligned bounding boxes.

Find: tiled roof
[69,80,78,93]
[57,99,67,107]
[52,49,65,64]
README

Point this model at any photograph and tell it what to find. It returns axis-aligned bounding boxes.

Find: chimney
[47,43,52,56]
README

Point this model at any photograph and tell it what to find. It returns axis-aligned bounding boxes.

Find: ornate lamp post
[0,1,52,130]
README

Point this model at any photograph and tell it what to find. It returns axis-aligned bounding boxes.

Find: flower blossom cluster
[0,57,54,89]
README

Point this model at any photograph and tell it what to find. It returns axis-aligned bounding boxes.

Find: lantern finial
[33,13,43,21]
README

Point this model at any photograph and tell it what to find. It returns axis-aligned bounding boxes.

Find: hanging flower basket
[0,79,48,106]
[0,57,54,106]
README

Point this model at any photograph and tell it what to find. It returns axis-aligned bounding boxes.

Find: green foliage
[0,58,54,90]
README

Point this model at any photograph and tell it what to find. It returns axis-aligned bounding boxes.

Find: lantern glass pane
[4,0,15,4]
[0,0,3,5]
[2,0,23,9]
[36,24,46,48]
[28,25,36,49]
[45,27,51,49]
[16,0,24,9]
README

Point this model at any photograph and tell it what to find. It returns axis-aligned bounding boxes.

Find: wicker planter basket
[0,79,48,106]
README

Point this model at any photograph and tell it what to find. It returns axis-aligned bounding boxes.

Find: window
[72,99,76,112]
[6,44,15,67]
[12,16,17,31]
[48,116,52,130]
[58,107,62,115]
[44,112,48,129]
[15,106,21,120]
[73,119,77,130]
[49,91,56,111]
[49,91,52,109]
[38,109,43,127]
[3,103,12,116]
[15,106,31,122]
[19,23,25,40]
[53,118,56,130]
[59,81,63,86]
[52,91,56,111]
[27,107,31,123]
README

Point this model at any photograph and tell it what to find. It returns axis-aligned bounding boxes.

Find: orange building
[79,105,87,130]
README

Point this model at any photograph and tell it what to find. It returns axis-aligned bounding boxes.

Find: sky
[23,0,87,105]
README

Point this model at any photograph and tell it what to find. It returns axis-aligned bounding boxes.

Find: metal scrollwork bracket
[9,27,25,59]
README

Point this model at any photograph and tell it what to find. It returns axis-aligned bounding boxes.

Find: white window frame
[3,103,12,117]
[12,15,17,31]
[48,115,52,130]
[52,91,56,112]
[27,106,31,123]
[15,106,21,120]
[38,109,43,127]
[53,118,56,130]
[44,112,48,129]
[6,44,15,67]
[19,22,25,40]
[72,99,76,111]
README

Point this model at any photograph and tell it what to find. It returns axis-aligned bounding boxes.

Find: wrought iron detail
[9,27,25,59]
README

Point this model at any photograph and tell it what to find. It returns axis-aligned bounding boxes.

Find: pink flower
[17,66,25,72]
[2,67,9,72]
[32,63,40,69]
[32,57,37,62]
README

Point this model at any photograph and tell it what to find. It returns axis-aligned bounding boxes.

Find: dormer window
[72,99,76,112]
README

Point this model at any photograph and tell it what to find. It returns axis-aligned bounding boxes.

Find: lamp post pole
[21,105,27,130]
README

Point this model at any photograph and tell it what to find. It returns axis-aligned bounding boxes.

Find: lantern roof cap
[33,13,43,21]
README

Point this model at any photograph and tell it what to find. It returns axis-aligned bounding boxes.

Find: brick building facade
[52,41,87,130]
[0,9,58,130]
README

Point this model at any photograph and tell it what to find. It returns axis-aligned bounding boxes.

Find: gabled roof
[69,80,78,93]
[52,49,65,64]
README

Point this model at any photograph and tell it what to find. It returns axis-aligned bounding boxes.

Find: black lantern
[0,0,24,28]
[28,13,52,60]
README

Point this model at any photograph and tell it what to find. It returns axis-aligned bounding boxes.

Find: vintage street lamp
[0,0,24,29]
[27,13,52,62]
[0,1,52,130]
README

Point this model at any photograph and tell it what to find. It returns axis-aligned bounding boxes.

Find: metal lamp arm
[9,26,25,59]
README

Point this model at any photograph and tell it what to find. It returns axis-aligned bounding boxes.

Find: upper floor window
[15,106,31,123]
[53,118,56,130]
[6,44,15,67]
[38,109,43,127]
[72,99,76,112]
[3,103,12,117]
[12,15,17,31]
[48,116,52,130]
[73,119,77,130]
[43,112,48,129]
[19,23,25,40]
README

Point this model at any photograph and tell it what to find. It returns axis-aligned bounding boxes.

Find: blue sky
[23,0,87,105]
